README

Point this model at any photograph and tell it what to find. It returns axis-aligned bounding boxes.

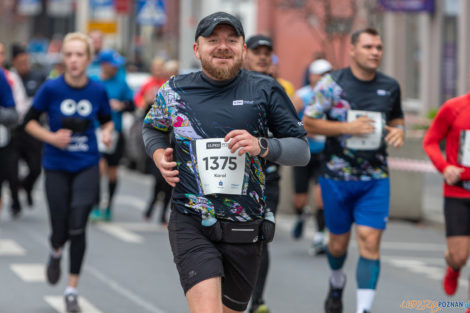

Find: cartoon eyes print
[77,100,92,116]
[60,99,92,117]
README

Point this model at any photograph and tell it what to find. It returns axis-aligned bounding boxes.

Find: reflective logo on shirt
[377,89,389,96]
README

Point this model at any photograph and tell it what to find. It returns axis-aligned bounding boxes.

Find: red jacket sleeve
[422,104,453,173]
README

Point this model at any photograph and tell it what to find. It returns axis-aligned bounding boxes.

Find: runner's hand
[225,130,261,156]
[345,115,375,136]
[110,99,125,111]
[154,148,179,187]
[101,128,112,148]
[385,125,405,148]
[443,165,464,185]
[52,129,72,149]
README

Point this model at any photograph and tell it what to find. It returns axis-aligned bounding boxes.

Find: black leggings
[145,167,172,222]
[45,165,99,275]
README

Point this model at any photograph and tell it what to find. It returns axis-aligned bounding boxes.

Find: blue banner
[380,0,434,12]
[136,0,167,26]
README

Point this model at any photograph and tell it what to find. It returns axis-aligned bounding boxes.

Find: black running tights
[45,165,99,275]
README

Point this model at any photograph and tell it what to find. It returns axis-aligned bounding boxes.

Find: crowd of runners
[0,10,469,313]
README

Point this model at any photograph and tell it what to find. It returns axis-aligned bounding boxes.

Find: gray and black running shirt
[305,67,403,181]
[144,69,306,221]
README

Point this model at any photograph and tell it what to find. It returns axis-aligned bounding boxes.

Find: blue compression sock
[326,249,347,270]
[356,256,380,289]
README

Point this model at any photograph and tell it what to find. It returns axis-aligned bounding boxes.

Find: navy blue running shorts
[168,210,263,311]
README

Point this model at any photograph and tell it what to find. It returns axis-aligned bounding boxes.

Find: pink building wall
[257,0,362,88]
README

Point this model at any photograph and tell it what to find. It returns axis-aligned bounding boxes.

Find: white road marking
[378,241,445,252]
[115,194,146,212]
[0,239,26,256]
[10,263,45,282]
[86,266,169,313]
[383,256,468,287]
[275,214,446,252]
[112,222,167,232]
[45,296,103,313]
[95,223,144,243]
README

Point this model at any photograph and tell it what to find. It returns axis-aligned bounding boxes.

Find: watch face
[259,138,268,149]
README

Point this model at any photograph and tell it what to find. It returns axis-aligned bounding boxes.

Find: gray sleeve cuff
[265,137,310,166]
[142,123,171,158]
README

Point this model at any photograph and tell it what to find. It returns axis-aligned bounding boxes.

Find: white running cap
[309,59,332,75]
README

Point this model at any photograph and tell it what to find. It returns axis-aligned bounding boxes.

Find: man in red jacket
[423,90,470,312]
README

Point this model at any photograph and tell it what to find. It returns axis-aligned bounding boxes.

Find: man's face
[350,33,383,73]
[101,62,118,80]
[89,31,103,54]
[244,46,272,74]
[63,39,90,79]
[309,73,323,86]
[151,60,165,79]
[13,53,30,76]
[193,24,246,80]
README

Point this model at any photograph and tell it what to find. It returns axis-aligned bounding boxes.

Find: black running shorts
[168,210,263,311]
[293,153,323,194]
[444,197,470,237]
[102,132,125,166]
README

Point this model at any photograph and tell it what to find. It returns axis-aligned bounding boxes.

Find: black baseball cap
[246,35,273,50]
[195,12,245,41]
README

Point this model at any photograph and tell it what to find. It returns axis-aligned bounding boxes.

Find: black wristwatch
[258,137,268,156]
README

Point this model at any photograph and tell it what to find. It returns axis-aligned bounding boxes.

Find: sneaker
[443,266,460,296]
[89,207,103,222]
[46,254,61,285]
[292,217,305,239]
[310,241,327,256]
[103,208,112,222]
[64,293,81,313]
[324,281,345,313]
[249,300,270,313]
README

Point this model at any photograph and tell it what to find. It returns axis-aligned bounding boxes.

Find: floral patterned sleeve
[304,74,336,119]
[143,80,172,132]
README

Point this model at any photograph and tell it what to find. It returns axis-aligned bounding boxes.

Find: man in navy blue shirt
[303,28,405,313]
[143,12,309,313]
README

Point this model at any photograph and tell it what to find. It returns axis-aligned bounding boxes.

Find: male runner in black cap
[143,12,310,313]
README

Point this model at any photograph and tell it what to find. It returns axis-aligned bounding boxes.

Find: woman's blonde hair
[62,32,94,59]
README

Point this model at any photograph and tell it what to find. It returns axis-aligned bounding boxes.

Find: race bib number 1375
[195,138,246,195]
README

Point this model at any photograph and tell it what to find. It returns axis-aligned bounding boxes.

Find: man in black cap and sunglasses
[143,12,309,313]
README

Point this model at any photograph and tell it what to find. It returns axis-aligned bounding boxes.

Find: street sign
[88,21,117,34]
[115,0,131,14]
[17,0,41,16]
[89,0,115,20]
[380,0,434,12]
[48,0,74,17]
[136,0,167,26]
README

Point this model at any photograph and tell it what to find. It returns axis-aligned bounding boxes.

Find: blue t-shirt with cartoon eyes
[32,75,111,172]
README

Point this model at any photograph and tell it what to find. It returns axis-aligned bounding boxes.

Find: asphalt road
[0,167,467,313]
